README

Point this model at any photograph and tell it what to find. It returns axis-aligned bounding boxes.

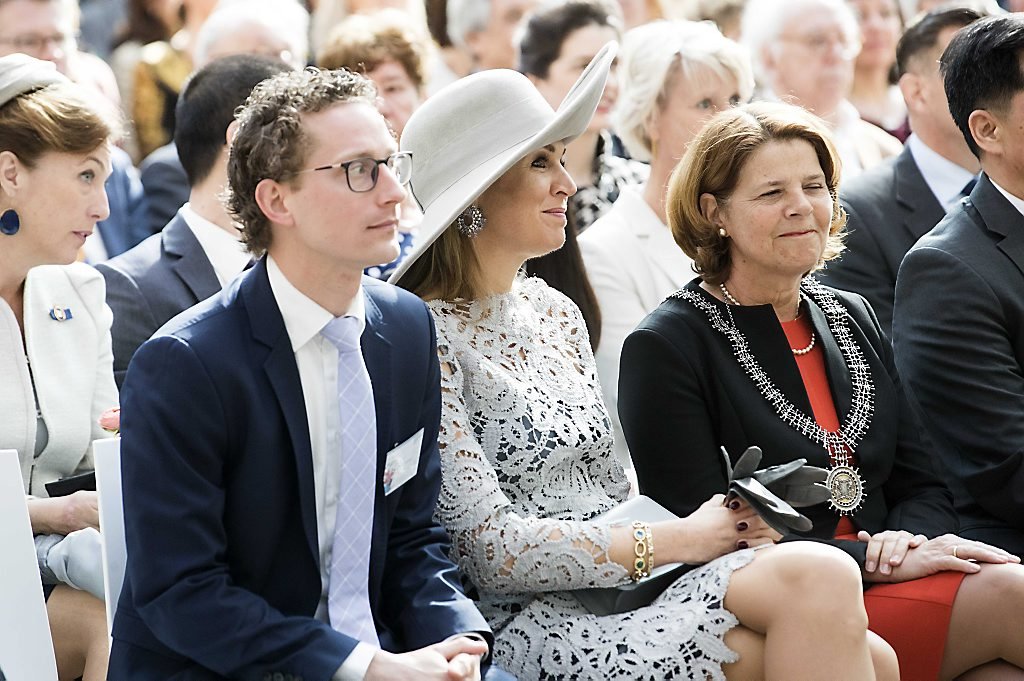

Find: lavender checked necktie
[321,315,380,646]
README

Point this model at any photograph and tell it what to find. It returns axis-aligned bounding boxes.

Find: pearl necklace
[719,283,815,355]
[679,278,871,516]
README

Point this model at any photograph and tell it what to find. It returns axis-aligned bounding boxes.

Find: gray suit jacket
[893,174,1024,554]
[96,213,220,388]
[819,146,946,335]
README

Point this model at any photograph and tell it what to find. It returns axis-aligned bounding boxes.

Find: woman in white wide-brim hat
[390,44,897,680]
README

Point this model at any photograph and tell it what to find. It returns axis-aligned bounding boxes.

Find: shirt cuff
[332,642,377,681]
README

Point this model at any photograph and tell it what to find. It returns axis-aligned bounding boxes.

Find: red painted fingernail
[729,500,741,510]
[737,540,749,549]
[737,521,748,531]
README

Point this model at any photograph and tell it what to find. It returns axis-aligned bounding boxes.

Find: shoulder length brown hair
[665,101,847,285]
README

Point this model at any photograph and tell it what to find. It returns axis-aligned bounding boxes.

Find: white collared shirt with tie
[266,256,378,680]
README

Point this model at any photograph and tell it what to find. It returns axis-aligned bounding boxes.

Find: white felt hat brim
[388,42,617,287]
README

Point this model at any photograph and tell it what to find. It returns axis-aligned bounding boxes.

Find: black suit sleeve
[96,262,161,389]
[844,292,958,535]
[894,246,1024,531]
[820,199,897,334]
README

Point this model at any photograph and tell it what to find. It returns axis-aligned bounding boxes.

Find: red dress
[783,315,963,681]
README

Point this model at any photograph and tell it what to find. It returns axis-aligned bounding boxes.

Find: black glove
[721,446,829,535]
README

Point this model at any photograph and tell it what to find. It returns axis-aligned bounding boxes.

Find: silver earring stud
[456,204,486,238]
[718,228,728,238]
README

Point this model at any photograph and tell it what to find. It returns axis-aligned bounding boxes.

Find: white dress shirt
[907,134,978,212]
[180,203,250,286]
[266,257,375,680]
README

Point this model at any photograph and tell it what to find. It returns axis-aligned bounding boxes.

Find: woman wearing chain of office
[618,100,1024,681]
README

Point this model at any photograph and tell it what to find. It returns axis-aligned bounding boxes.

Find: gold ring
[953,545,961,559]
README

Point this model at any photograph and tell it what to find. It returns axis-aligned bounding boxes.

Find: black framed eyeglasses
[293,151,413,193]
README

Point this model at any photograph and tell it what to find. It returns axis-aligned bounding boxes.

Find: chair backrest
[93,437,125,637]
[0,450,58,681]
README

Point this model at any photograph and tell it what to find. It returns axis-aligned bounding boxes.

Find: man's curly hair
[226,67,377,254]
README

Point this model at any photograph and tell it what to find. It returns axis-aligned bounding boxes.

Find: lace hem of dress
[492,548,757,680]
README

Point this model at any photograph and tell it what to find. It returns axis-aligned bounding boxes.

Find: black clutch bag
[573,495,688,616]
[44,471,96,497]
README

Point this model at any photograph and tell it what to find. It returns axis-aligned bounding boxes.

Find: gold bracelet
[631,521,653,582]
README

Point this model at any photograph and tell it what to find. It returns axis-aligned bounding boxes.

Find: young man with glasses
[110,67,502,681]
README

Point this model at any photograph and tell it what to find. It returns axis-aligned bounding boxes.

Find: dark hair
[226,67,377,255]
[896,6,983,78]
[524,204,602,349]
[175,54,291,187]
[518,0,621,78]
[942,14,1024,158]
[112,0,178,49]
[425,0,452,48]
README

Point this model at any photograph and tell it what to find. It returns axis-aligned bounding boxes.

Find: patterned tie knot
[321,315,361,354]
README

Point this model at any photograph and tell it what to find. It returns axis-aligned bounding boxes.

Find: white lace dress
[428,277,756,680]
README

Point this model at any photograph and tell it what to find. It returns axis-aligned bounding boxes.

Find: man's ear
[968,108,1000,158]
[254,178,294,229]
[898,73,925,114]
[225,119,240,146]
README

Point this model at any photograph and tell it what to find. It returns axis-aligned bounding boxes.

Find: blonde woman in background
[580,19,752,477]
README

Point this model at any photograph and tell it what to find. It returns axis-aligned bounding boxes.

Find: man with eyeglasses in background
[110,67,506,681]
[0,0,147,262]
[740,0,902,178]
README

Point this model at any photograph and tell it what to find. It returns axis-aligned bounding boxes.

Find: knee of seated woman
[767,541,864,598]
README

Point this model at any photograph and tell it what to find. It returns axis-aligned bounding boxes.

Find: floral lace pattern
[428,277,755,679]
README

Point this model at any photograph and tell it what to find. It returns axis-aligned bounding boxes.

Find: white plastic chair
[0,449,59,681]
[93,436,125,638]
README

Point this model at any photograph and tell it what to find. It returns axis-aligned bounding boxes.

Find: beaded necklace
[672,278,871,515]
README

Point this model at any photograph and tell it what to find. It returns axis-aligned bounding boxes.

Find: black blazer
[97,212,221,388]
[893,173,1024,554]
[819,146,946,335]
[619,279,957,570]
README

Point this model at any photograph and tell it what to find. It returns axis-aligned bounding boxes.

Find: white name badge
[383,428,423,495]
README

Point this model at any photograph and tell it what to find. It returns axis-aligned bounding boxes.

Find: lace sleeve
[433,330,630,595]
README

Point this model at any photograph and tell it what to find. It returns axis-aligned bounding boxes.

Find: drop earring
[0,209,19,236]
[456,204,486,238]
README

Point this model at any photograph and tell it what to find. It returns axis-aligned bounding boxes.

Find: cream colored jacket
[0,263,118,496]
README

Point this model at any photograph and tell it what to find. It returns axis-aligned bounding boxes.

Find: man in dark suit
[819,6,984,334]
[894,14,1024,555]
[98,55,291,388]
[110,68,495,679]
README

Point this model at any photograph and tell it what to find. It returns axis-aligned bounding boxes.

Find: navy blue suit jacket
[97,212,221,388]
[110,259,491,680]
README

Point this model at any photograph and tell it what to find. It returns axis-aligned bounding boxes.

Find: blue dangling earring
[0,209,20,236]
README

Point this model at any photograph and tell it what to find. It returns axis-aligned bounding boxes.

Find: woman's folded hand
[864,533,1021,583]
[656,494,782,565]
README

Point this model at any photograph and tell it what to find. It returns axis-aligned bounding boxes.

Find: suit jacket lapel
[242,260,320,561]
[972,174,1024,279]
[163,214,222,304]
[731,303,815,418]
[360,289,392,605]
[893,148,945,243]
